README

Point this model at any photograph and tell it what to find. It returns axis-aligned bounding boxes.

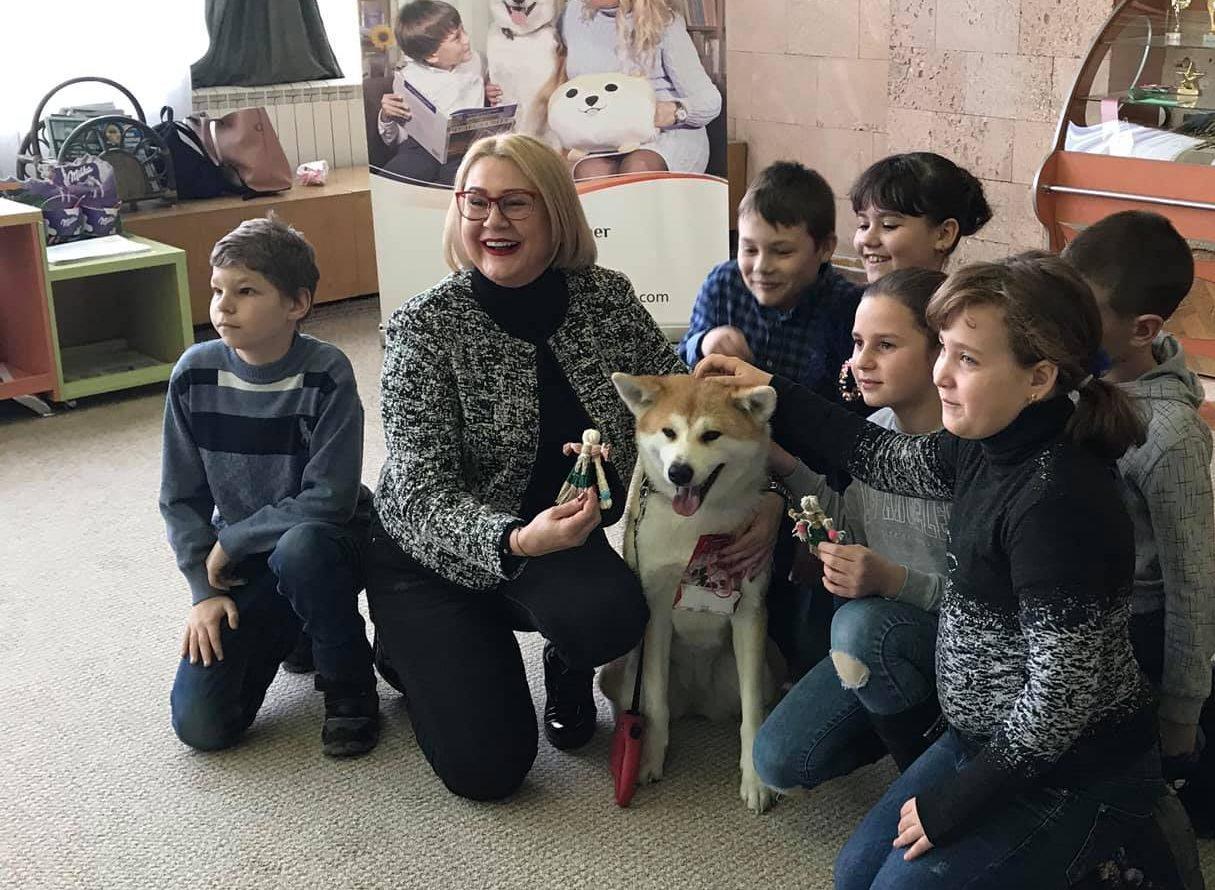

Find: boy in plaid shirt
[679,161,862,406]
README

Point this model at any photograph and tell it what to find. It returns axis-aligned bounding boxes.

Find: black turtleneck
[470,268,625,524]
[768,377,1156,845]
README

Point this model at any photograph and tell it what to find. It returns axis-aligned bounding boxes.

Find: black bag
[155,106,230,200]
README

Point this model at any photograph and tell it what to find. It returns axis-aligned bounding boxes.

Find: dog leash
[628,476,650,711]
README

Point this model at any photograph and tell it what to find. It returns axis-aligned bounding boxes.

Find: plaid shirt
[679,260,864,402]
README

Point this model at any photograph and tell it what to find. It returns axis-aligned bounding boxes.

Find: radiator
[191,80,369,170]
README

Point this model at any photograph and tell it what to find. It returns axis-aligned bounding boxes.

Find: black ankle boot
[372,631,406,695]
[867,697,946,772]
[315,676,380,758]
[542,642,596,751]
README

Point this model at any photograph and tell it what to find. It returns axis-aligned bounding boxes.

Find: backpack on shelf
[154,106,229,200]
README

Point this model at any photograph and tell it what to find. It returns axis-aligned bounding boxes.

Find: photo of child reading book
[373,0,514,186]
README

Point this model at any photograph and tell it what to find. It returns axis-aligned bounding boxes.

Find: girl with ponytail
[695,252,1177,889]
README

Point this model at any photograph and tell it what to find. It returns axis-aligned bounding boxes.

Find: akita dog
[604,373,780,813]
[486,0,563,139]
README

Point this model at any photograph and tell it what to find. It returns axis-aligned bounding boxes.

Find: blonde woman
[560,0,722,179]
[365,133,685,800]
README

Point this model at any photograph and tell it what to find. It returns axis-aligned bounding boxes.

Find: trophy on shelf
[1205,0,1215,46]
[1167,0,1192,44]
[1176,57,1206,106]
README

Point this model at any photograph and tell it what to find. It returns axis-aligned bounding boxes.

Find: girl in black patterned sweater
[697,254,1192,889]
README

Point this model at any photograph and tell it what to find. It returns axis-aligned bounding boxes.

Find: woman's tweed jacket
[375,264,686,589]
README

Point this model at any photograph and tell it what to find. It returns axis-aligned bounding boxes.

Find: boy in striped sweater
[160,216,379,757]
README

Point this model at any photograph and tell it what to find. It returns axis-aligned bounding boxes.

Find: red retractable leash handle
[610,638,645,807]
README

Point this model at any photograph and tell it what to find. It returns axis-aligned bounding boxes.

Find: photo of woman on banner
[557,0,723,181]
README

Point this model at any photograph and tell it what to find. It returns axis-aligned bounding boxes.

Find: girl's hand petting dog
[181,595,239,667]
[816,542,908,599]
[719,492,784,580]
[694,354,773,388]
[513,490,601,557]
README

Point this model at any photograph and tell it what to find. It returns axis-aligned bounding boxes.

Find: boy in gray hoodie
[1066,211,1215,837]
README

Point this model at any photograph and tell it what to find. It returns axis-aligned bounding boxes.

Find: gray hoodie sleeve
[1144,429,1215,724]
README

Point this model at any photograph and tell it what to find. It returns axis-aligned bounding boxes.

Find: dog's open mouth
[672,463,725,517]
[505,1,536,25]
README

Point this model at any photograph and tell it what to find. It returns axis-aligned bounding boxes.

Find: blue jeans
[835,728,1162,890]
[754,597,938,791]
[171,521,374,751]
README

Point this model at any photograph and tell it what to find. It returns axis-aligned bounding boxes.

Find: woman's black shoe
[542,642,596,750]
[372,631,406,695]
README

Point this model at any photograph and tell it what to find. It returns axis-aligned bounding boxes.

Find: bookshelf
[0,199,57,412]
[685,0,725,87]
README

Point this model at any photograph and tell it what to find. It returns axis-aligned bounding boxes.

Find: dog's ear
[732,385,777,424]
[612,373,661,417]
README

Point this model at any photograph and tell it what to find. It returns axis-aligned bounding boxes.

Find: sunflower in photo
[368,23,394,51]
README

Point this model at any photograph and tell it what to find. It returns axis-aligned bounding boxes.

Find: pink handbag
[198,107,292,196]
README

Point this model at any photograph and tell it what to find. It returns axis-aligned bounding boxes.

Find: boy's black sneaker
[542,642,596,751]
[316,676,380,757]
[281,630,315,674]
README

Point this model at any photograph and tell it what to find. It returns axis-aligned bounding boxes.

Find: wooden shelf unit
[44,236,192,401]
[0,199,57,403]
[122,166,378,326]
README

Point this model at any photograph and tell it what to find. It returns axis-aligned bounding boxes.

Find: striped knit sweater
[769,377,1156,844]
[159,333,364,604]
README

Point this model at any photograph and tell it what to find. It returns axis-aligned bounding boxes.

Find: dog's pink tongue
[510,8,528,25]
[673,486,701,517]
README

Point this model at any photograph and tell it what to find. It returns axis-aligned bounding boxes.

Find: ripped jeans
[753,597,937,791]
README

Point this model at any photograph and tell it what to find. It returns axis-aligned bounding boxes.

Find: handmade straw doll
[557,429,613,511]
[788,494,846,553]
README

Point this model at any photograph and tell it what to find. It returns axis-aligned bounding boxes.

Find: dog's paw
[638,733,668,784]
[617,142,641,154]
[740,772,775,814]
[566,148,588,163]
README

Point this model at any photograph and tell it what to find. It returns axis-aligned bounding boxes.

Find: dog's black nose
[585,94,599,107]
[668,463,693,486]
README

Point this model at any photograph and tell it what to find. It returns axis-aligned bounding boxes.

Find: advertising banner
[357,0,727,335]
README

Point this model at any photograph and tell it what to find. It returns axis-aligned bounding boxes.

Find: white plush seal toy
[547,73,657,161]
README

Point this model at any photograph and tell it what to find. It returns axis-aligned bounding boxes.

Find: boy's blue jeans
[754,597,938,791]
[834,728,1162,890]
[170,521,374,751]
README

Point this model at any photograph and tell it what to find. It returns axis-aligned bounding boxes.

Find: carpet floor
[1,297,1210,889]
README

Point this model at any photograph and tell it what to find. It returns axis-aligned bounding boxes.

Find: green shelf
[43,235,193,401]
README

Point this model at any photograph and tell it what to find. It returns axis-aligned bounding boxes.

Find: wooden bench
[122,167,378,326]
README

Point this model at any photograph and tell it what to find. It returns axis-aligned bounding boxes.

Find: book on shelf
[685,0,719,27]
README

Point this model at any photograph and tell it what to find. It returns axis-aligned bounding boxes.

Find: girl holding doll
[698,253,1182,888]
[753,268,952,795]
